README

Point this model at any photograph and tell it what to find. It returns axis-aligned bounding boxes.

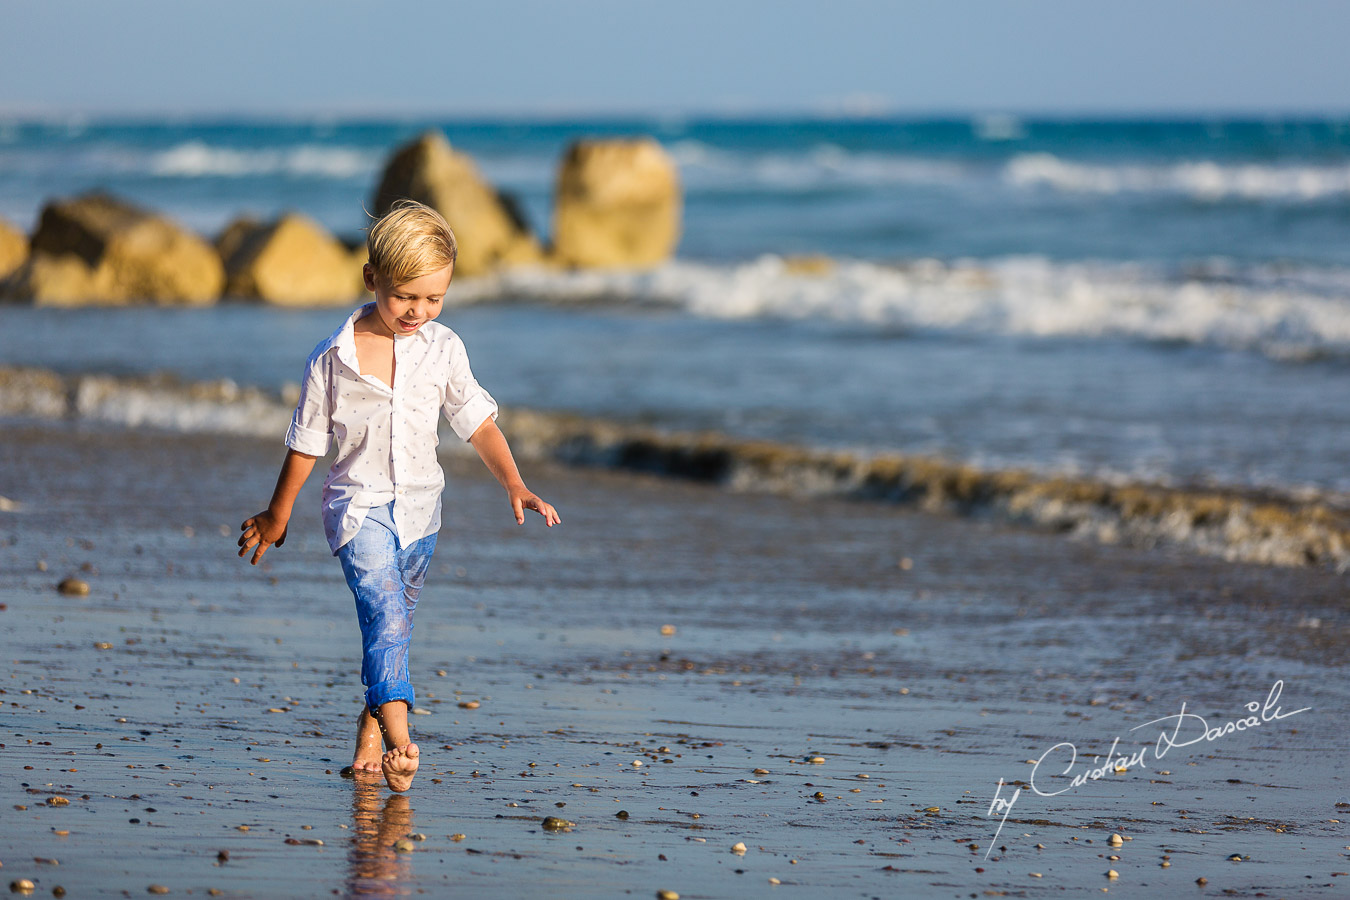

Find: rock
[392,839,415,853]
[457,700,479,709]
[540,816,574,832]
[551,138,680,269]
[2,192,222,305]
[731,842,747,855]
[9,880,35,894]
[1108,833,1123,846]
[147,887,169,895]
[0,217,27,281]
[371,132,541,277]
[220,213,364,304]
[656,892,679,900]
[57,578,89,596]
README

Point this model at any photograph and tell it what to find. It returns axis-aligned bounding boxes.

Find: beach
[2,423,1348,899]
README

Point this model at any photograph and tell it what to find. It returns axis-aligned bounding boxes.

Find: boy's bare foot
[351,709,385,773]
[382,742,419,792]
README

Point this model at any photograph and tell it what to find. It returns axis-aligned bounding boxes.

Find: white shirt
[285,303,498,553]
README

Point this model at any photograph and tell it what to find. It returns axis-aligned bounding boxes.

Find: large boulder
[551,138,680,269]
[371,132,541,277]
[219,212,364,304]
[1,192,222,305]
[0,217,27,281]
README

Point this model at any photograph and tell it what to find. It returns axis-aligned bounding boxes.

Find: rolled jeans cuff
[366,680,415,712]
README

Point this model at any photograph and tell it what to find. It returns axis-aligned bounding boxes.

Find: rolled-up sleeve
[285,353,332,456]
[442,340,499,441]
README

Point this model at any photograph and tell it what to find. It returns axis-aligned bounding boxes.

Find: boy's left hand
[509,487,560,527]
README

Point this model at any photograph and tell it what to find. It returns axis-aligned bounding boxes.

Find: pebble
[1030,872,1042,878]
[1161,861,1170,868]
[393,839,416,853]
[660,624,677,636]
[616,810,629,819]
[768,877,781,885]
[808,756,825,764]
[10,881,35,894]
[1196,877,1208,885]
[1105,869,1118,879]
[94,642,113,650]
[216,851,229,863]
[411,708,431,715]
[457,700,480,709]
[731,842,747,855]
[57,578,89,596]
[408,833,427,841]
[1108,833,1123,846]
[656,892,679,900]
[147,887,169,895]
[632,760,643,767]
[541,817,575,832]
[46,797,69,807]
[52,889,64,898]
[450,834,466,842]
[1227,853,1244,861]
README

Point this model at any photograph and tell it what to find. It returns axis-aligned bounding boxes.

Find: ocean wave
[455,256,1350,360]
[1006,152,1350,201]
[668,139,968,191]
[149,141,381,179]
[3,366,1345,570]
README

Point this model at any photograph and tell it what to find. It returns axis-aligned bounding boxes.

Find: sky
[2,0,1348,117]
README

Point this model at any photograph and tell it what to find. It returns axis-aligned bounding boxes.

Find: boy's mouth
[397,319,421,331]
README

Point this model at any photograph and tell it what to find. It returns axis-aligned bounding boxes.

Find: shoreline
[1,424,1347,897]
[2,364,1348,571]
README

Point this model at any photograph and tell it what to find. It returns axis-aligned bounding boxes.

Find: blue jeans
[336,503,437,712]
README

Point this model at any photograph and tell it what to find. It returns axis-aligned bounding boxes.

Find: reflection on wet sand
[346,777,414,898]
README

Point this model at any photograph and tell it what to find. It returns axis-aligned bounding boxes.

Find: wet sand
[1,423,1348,898]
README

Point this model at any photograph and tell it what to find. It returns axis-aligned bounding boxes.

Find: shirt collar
[329,302,431,365]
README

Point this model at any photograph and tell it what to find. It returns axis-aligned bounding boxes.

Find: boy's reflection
[346,776,415,896]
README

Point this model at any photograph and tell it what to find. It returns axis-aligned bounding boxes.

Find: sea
[1,114,1349,513]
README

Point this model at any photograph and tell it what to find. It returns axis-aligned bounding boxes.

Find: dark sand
[1,424,1348,898]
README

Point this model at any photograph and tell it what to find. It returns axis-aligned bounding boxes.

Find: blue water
[2,115,1349,497]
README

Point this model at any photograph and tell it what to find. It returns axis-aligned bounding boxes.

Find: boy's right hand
[238,510,289,565]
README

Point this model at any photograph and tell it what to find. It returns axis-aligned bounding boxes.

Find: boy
[237,200,560,792]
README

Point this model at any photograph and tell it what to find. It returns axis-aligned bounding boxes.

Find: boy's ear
[362,264,377,293]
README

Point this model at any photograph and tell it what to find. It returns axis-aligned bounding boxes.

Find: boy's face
[362,263,453,337]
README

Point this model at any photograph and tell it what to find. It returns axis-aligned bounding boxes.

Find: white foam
[668,140,967,192]
[1006,152,1350,201]
[461,256,1350,358]
[149,141,379,179]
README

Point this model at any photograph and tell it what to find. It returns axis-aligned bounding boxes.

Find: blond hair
[365,199,457,285]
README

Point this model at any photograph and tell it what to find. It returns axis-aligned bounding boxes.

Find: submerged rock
[551,138,680,269]
[2,192,222,305]
[371,132,540,277]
